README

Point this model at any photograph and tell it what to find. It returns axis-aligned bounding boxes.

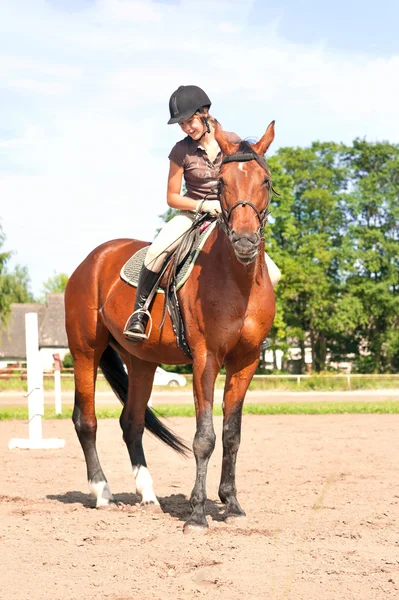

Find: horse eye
[264,179,270,188]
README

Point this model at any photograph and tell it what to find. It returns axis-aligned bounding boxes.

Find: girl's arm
[167,160,199,211]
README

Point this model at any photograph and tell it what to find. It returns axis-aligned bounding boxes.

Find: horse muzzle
[230,232,260,264]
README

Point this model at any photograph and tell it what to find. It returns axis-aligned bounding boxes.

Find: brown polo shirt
[168,131,241,201]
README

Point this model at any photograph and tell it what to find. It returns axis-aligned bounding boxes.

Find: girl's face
[179,114,206,140]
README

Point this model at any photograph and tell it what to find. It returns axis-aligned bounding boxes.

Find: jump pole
[9,312,65,450]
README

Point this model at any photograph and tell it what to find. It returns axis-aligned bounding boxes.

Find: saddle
[120,217,217,358]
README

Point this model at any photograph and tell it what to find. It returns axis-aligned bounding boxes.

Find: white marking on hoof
[183,523,209,535]
[89,480,115,508]
[133,466,159,506]
[225,514,247,525]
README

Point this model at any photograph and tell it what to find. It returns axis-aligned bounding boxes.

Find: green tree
[62,352,74,368]
[268,142,363,372]
[41,272,69,297]
[0,225,13,326]
[2,265,35,303]
[343,139,399,372]
[268,139,399,373]
[0,226,34,326]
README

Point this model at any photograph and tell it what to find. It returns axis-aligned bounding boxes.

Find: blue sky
[1,0,398,298]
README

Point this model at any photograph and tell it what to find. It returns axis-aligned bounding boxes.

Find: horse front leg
[218,351,260,521]
[184,355,220,534]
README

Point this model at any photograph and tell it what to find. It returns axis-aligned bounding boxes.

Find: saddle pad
[120,221,216,293]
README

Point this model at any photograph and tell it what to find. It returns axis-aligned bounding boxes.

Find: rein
[217,144,277,239]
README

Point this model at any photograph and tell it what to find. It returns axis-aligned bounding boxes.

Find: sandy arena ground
[1,414,399,600]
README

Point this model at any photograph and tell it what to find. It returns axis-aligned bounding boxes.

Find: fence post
[53,353,62,415]
[9,313,65,450]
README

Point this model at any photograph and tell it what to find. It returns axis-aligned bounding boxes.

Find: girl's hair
[197,106,218,129]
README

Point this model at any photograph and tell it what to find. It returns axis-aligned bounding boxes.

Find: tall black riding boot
[123,266,160,341]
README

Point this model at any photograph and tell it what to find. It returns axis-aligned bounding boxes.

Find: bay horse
[64,121,276,533]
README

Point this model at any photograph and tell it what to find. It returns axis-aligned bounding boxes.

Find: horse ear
[214,121,237,156]
[251,120,275,156]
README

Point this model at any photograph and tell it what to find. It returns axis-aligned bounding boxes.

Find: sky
[1,0,398,298]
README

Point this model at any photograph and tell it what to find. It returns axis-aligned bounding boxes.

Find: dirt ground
[1,415,399,600]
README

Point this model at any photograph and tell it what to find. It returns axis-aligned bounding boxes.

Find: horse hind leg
[120,356,159,506]
[72,348,115,508]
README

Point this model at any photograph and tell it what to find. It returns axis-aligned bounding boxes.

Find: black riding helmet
[168,85,211,124]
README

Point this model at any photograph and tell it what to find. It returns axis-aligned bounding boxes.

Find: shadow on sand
[46,491,225,521]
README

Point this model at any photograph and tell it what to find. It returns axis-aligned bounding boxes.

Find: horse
[64,121,276,533]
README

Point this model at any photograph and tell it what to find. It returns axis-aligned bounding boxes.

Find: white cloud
[0,56,81,78]
[219,22,239,33]
[106,66,192,109]
[95,0,163,22]
[6,78,69,95]
[1,108,171,294]
[0,124,43,150]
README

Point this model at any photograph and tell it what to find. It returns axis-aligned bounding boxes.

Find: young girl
[124,85,280,340]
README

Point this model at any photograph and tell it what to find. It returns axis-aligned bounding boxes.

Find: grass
[2,374,399,393]
[1,401,399,421]
[247,375,399,392]
[0,377,112,392]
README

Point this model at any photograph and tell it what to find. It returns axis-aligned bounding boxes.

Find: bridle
[217,144,277,239]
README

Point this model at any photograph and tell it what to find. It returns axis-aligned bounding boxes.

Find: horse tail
[99,345,190,457]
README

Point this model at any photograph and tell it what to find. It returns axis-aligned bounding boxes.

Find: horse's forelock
[237,141,254,155]
[224,140,271,176]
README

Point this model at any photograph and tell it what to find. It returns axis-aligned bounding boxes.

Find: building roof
[39,293,68,348]
[0,294,67,359]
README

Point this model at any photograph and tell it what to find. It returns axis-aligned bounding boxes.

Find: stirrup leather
[123,308,153,340]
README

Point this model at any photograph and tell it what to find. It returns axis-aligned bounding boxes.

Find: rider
[123,85,281,341]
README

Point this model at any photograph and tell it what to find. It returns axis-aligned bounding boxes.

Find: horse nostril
[249,232,259,244]
[232,233,258,246]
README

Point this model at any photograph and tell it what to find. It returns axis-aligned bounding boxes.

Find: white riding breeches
[144,211,196,271]
[144,211,281,288]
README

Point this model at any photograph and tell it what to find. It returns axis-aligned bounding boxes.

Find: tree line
[267,138,399,373]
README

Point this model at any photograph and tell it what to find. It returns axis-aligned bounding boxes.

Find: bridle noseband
[217,145,276,239]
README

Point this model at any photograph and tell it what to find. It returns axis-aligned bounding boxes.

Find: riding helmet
[167,85,211,124]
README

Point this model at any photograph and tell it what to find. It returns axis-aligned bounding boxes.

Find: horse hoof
[96,500,119,511]
[140,501,162,513]
[224,510,246,524]
[183,522,209,535]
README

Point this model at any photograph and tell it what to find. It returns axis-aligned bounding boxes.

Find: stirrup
[123,308,153,341]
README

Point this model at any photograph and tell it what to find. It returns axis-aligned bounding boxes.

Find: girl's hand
[201,200,222,216]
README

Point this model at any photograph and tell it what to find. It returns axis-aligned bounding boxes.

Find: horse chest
[241,299,273,341]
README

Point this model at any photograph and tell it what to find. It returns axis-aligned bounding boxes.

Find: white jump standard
[9,312,65,450]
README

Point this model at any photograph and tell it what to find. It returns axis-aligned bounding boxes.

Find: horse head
[215,121,275,264]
